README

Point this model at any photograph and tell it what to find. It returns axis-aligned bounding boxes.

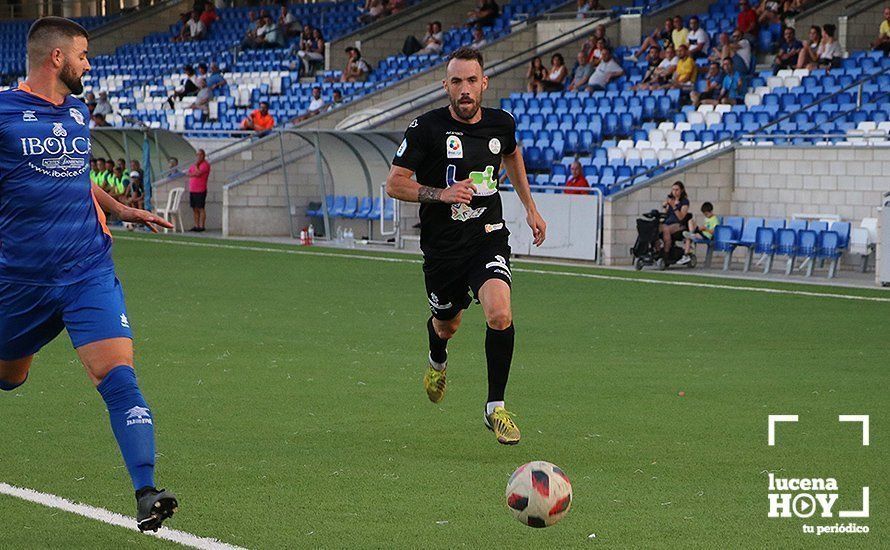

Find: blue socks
[97,366,156,491]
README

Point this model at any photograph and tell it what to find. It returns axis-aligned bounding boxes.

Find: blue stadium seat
[807,220,828,233]
[731,218,764,271]
[797,230,819,276]
[788,219,807,232]
[818,231,842,278]
[829,221,850,249]
[328,195,347,217]
[723,216,744,240]
[753,227,776,274]
[353,196,373,219]
[713,225,737,271]
[339,196,359,218]
[765,218,785,232]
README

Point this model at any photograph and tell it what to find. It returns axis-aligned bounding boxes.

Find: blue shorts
[0,272,132,361]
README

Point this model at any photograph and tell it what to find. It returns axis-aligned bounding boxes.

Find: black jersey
[392,106,517,260]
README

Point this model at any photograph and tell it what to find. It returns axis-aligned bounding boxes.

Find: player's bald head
[27,16,89,67]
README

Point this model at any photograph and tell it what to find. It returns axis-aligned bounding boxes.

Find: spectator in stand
[190,78,212,115]
[564,161,589,195]
[93,91,113,117]
[526,56,546,92]
[641,45,678,89]
[116,158,126,173]
[814,23,842,68]
[737,0,758,41]
[241,101,275,133]
[590,24,611,49]
[242,10,260,46]
[671,15,689,49]
[687,16,710,58]
[91,113,110,128]
[413,21,444,55]
[717,57,744,105]
[279,5,301,39]
[293,86,326,122]
[124,171,144,210]
[568,52,594,92]
[296,27,325,75]
[773,27,802,72]
[636,18,673,58]
[390,0,408,15]
[577,0,603,19]
[326,89,344,112]
[466,0,500,28]
[585,47,624,91]
[200,3,218,33]
[873,7,890,54]
[690,61,724,106]
[726,29,753,73]
[88,158,99,185]
[670,44,698,91]
[187,149,210,232]
[756,0,783,26]
[540,53,568,92]
[588,38,608,66]
[708,31,730,64]
[261,13,286,48]
[83,91,97,114]
[174,10,206,42]
[167,65,199,108]
[341,47,371,82]
[471,26,488,49]
[632,46,663,90]
[359,0,387,24]
[796,25,822,68]
[206,62,227,93]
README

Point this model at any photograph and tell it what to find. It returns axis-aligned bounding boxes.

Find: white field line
[0,483,246,550]
[116,236,890,304]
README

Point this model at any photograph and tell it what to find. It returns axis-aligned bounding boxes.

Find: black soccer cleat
[136,487,178,532]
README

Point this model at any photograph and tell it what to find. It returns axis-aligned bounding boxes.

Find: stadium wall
[601,145,890,266]
[788,0,845,39]
[88,0,186,57]
[840,0,887,52]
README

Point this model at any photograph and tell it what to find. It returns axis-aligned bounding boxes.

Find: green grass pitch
[0,234,886,548]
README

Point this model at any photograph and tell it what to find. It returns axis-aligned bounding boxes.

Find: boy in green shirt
[681,201,718,261]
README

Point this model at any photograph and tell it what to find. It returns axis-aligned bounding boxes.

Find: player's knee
[435,321,459,340]
[486,309,512,330]
[0,372,28,391]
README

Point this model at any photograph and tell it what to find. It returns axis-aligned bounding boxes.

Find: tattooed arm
[386,165,474,204]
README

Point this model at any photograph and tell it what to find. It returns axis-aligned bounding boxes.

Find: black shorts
[423,239,512,321]
[189,191,207,208]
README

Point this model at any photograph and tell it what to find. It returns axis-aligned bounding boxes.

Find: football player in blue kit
[0,17,177,531]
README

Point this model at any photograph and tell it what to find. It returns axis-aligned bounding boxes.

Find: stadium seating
[307,195,395,221]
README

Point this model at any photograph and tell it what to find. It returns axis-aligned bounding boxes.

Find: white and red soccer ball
[505,461,572,528]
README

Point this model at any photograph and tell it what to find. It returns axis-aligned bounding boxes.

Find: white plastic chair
[776,69,793,78]
[714,104,731,114]
[607,147,625,161]
[657,122,675,132]
[766,76,784,89]
[156,187,185,234]
[635,139,652,149]
[617,139,635,150]
[687,111,705,125]
[792,68,810,78]
[849,227,873,272]
[697,104,715,114]
[704,112,722,127]
[745,93,762,107]
[624,148,641,161]
[656,149,676,162]
[648,129,665,143]
[674,122,692,132]
[665,130,682,143]
[639,148,658,160]
[783,76,801,89]
[858,121,877,131]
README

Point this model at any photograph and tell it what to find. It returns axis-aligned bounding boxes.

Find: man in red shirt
[564,161,590,195]
[241,101,275,134]
[199,4,218,32]
[187,149,211,232]
[737,0,757,38]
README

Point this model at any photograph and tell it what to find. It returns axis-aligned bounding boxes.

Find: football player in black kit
[385,47,546,445]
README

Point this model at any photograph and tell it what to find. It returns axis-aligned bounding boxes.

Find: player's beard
[60,60,84,96]
[451,95,480,121]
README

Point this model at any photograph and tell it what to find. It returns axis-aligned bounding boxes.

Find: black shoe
[136,487,178,532]
[196,227,205,232]
[188,227,198,232]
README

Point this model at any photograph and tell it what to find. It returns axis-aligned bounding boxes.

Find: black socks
[427,317,448,365]
[485,324,515,403]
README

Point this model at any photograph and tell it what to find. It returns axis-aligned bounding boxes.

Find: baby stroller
[631,210,696,270]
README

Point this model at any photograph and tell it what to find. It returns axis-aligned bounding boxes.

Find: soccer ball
[505,461,572,528]
[123,222,136,231]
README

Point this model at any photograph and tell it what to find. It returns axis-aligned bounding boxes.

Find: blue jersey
[0,83,113,286]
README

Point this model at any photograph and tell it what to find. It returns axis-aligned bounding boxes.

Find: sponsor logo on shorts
[125,406,153,426]
[428,293,453,310]
[120,314,130,328]
[446,136,463,159]
[485,255,511,281]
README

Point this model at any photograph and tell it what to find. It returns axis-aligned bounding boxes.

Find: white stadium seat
[657,122,675,132]
[674,122,691,132]
[704,112,722,127]
[697,104,715,114]
[714,104,731,114]
[687,111,705,125]
[648,129,665,143]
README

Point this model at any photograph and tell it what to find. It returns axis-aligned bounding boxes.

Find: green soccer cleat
[484,406,521,445]
[423,363,447,403]
[136,487,178,532]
